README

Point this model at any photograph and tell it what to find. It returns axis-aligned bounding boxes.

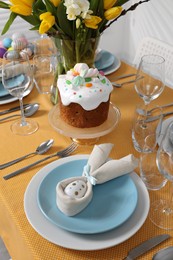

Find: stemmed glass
[149,121,173,229]
[135,54,165,111]
[2,51,38,135]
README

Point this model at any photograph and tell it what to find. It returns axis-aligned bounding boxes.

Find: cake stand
[48,102,121,145]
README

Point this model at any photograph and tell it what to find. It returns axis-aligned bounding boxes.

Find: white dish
[24,155,150,251]
[157,117,173,145]
[102,56,121,75]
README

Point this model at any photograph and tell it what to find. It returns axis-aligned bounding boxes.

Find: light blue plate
[37,158,138,234]
[95,50,115,70]
[0,81,9,97]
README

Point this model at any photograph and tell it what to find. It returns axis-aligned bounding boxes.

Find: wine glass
[134,54,165,111]
[132,103,163,153]
[2,51,38,135]
[149,120,173,229]
[33,54,58,94]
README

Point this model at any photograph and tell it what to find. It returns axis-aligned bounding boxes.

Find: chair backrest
[133,37,173,88]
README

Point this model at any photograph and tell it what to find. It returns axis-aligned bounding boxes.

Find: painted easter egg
[64,180,87,199]
[27,43,35,54]
[0,47,7,58]
[12,32,25,40]
[6,50,20,60]
[19,37,28,47]
[0,41,4,48]
[2,38,12,49]
[12,39,26,50]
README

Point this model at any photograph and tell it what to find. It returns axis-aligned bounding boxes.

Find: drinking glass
[132,104,163,153]
[140,150,167,190]
[33,54,58,94]
[2,51,38,135]
[135,54,165,110]
[150,120,173,229]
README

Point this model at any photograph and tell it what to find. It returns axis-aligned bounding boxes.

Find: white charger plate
[24,155,150,251]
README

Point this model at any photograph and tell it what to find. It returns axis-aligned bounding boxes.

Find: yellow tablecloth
[0,62,173,260]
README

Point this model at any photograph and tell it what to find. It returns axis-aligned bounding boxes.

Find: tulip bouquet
[0,0,151,104]
[0,0,150,37]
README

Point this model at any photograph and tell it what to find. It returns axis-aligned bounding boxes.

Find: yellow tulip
[84,16,102,29]
[39,12,55,34]
[50,0,61,7]
[104,6,123,20]
[10,0,34,16]
[104,0,117,10]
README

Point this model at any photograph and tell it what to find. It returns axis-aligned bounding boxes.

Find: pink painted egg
[19,37,28,47]
[0,41,4,48]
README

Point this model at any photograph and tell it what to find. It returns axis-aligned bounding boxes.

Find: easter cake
[57,63,113,128]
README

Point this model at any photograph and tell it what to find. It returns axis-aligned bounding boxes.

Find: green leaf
[116,0,130,6]
[33,0,46,11]
[19,15,39,26]
[0,1,9,9]
[1,12,17,35]
[44,0,56,15]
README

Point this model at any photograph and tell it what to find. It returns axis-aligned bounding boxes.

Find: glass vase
[50,36,100,105]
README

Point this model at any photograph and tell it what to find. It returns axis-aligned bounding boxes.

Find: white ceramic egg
[64,180,87,198]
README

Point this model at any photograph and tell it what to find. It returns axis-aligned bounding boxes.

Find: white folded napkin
[4,63,29,78]
[83,143,139,184]
[56,143,139,216]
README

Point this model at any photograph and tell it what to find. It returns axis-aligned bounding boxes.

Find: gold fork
[3,142,78,180]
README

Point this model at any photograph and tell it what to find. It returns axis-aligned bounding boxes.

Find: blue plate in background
[37,156,138,234]
[95,50,115,70]
[0,81,9,97]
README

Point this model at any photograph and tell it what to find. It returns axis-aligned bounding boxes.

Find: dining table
[0,60,173,260]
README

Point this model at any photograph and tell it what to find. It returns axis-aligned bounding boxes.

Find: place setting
[24,143,150,250]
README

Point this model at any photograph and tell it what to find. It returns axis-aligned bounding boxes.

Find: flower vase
[50,36,100,105]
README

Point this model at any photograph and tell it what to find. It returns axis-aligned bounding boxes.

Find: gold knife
[123,234,170,260]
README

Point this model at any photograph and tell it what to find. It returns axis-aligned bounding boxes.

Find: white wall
[100,0,173,64]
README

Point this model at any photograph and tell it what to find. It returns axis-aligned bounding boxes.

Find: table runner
[0,62,173,260]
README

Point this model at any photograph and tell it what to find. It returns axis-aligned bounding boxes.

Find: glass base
[10,119,39,135]
[71,137,100,145]
[149,199,173,230]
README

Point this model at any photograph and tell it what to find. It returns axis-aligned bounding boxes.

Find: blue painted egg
[0,47,7,58]
[2,38,12,49]
[6,50,20,60]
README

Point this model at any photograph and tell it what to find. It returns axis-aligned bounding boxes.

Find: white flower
[64,0,90,20]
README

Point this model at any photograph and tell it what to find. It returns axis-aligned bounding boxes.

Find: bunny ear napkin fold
[56,143,139,216]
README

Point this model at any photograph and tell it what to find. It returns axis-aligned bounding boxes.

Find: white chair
[133,37,173,88]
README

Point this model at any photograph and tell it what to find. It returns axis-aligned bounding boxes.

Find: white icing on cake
[58,63,113,111]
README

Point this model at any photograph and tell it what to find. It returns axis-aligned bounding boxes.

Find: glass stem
[19,97,27,126]
[144,101,149,114]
